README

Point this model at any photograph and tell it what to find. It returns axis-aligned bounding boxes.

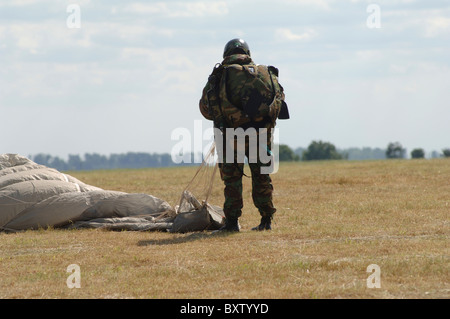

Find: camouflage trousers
[217,127,276,220]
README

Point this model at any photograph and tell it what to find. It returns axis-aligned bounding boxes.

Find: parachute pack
[206,61,289,129]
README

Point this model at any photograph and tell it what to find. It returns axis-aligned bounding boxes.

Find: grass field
[0,159,448,299]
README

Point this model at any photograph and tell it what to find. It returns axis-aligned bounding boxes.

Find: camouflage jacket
[199,54,285,129]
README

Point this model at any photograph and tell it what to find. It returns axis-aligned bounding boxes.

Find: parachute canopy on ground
[0,154,224,232]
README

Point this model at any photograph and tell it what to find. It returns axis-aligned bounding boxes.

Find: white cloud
[282,0,332,10]
[0,0,92,8]
[1,0,450,157]
[382,8,450,39]
[2,21,94,54]
[124,2,167,15]
[389,63,410,75]
[179,1,228,17]
[355,50,382,61]
[124,1,229,18]
[424,16,450,38]
[11,25,41,50]
[0,0,45,6]
[275,28,317,42]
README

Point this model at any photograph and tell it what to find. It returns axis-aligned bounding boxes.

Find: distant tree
[50,156,68,171]
[33,153,52,167]
[411,148,425,159]
[431,150,441,158]
[302,140,343,161]
[339,147,386,160]
[160,153,173,166]
[278,144,300,161]
[386,142,406,159]
[32,154,68,171]
[294,147,305,159]
[339,150,349,160]
[443,149,450,158]
[68,154,83,170]
[83,153,109,170]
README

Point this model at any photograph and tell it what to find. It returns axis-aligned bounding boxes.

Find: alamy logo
[66,264,81,288]
[171,120,279,174]
[66,4,81,29]
[366,4,381,29]
[366,264,381,288]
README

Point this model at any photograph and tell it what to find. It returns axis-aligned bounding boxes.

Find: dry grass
[0,159,449,299]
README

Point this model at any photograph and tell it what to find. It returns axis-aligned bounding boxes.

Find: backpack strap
[267,65,290,120]
[206,63,227,129]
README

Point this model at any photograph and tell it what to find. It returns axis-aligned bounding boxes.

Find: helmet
[223,38,251,58]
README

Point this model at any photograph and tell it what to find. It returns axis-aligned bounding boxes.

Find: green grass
[0,159,449,298]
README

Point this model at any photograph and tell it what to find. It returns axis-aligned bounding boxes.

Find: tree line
[30,142,449,171]
[277,141,450,162]
[31,152,180,172]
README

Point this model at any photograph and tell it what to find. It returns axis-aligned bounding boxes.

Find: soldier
[199,38,289,232]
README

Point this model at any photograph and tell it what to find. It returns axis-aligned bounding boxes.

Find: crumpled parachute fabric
[0,154,224,233]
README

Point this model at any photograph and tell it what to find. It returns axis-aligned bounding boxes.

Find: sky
[1,0,449,159]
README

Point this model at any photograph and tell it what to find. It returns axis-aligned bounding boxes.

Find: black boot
[216,218,240,232]
[252,216,272,231]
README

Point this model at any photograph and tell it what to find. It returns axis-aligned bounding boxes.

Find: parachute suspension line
[204,149,219,204]
[178,142,219,211]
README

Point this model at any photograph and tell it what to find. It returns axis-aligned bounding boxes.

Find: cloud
[281,0,332,10]
[381,6,450,40]
[275,28,317,42]
[1,0,450,157]
[123,1,229,18]
[423,16,450,37]
[0,0,47,6]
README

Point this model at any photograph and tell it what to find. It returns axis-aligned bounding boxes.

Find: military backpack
[206,61,287,129]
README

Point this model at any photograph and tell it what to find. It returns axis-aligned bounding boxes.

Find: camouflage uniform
[218,128,276,220]
[200,54,283,221]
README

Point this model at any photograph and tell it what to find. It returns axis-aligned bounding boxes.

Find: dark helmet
[223,38,251,58]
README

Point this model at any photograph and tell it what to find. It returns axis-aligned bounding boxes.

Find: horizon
[24,142,447,163]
